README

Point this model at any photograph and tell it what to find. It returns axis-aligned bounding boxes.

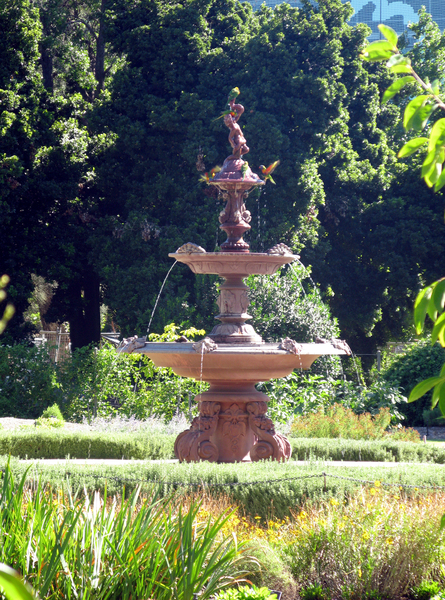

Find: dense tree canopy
[1,0,444,358]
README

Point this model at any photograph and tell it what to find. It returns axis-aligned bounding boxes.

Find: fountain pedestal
[174,384,291,463]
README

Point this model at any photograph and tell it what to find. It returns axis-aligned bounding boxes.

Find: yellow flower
[358,568,362,578]
[386,537,394,545]
[370,488,376,495]
[374,481,381,487]
[330,498,339,506]
[362,531,370,540]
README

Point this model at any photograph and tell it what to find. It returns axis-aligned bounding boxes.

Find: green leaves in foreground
[0,463,249,600]
[361,24,445,191]
[409,280,445,405]
[0,565,35,600]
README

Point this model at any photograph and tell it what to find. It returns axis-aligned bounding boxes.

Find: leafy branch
[361,24,445,191]
[361,25,445,411]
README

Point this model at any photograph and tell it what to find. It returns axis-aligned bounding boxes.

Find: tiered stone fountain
[120,91,349,463]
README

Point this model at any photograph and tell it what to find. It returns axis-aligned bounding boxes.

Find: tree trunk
[95,0,106,95]
[69,270,101,350]
[40,46,53,92]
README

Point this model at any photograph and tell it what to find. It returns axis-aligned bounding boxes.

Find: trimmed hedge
[1,430,445,464]
[6,458,445,521]
[289,437,445,464]
[0,430,176,459]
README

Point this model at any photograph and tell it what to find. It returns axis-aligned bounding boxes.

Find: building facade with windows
[248,0,445,42]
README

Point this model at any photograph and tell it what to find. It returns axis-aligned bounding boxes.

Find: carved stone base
[174,384,292,463]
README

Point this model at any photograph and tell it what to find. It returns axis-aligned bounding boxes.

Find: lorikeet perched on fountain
[241,161,249,181]
[200,166,221,183]
[213,109,236,122]
[259,160,280,184]
[228,87,240,102]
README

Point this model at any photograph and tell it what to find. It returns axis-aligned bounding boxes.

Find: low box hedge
[0,430,176,459]
[1,430,445,464]
[5,458,445,521]
[289,437,445,463]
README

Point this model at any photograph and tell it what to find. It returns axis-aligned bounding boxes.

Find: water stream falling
[146,260,178,337]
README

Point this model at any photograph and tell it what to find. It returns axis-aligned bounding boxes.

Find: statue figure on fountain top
[224,100,249,160]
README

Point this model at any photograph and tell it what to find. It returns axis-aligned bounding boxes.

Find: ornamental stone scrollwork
[174,401,221,462]
[220,403,248,456]
[192,337,218,354]
[175,243,206,254]
[247,401,292,462]
[117,335,146,354]
[267,243,293,256]
[279,338,303,355]
[315,337,352,356]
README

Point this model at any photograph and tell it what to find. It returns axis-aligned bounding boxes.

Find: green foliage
[41,402,64,421]
[215,585,277,600]
[260,373,407,426]
[290,404,419,442]
[0,564,36,600]
[412,581,444,600]
[300,584,330,600]
[34,417,64,429]
[289,437,445,463]
[0,276,15,336]
[59,339,206,423]
[247,265,341,378]
[0,463,249,599]
[378,339,445,425]
[0,343,62,418]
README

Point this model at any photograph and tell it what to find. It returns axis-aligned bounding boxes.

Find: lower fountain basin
[131,342,345,382]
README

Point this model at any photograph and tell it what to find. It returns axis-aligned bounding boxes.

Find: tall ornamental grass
[196,488,445,600]
[0,464,250,599]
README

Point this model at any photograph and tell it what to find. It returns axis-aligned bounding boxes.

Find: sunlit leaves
[403,95,433,130]
[361,25,398,62]
[0,565,36,600]
[378,23,398,47]
[397,137,428,158]
[413,278,445,347]
[408,376,445,403]
[382,76,415,104]
[428,118,445,152]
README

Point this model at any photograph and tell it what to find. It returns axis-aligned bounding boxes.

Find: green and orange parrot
[200,166,221,183]
[259,160,280,184]
[212,109,236,122]
[241,161,249,181]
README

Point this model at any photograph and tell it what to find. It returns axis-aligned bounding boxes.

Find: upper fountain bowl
[168,250,298,276]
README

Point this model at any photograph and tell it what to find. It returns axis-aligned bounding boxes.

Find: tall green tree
[87,0,402,343]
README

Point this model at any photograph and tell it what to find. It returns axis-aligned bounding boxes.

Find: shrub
[261,374,408,427]
[215,585,278,600]
[0,343,62,418]
[377,339,445,426]
[35,417,64,429]
[59,327,207,423]
[41,403,64,421]
[246,266,342,378]
[290,404,420,441]
[412,581,444,600]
